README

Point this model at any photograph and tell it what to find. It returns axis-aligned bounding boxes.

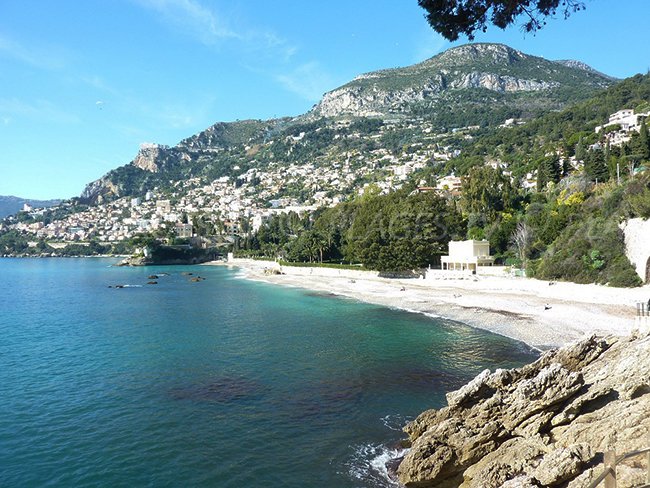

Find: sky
[1,0,649,200]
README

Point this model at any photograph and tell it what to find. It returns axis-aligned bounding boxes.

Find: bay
[0,258,537,487]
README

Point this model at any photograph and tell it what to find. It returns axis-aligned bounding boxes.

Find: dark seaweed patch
[169,376,266,403]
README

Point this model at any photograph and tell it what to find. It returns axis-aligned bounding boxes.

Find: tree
[417,0,585,41]
[460,166,513,218]
[539,153,561,185]
[584,149,609,183]
[575,136,586,163]
[634,119,650,161]
[511,221,532,267]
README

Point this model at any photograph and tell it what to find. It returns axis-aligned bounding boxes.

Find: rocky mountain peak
[310,43,613,119]
[426,42,527,67]
[132,143,168,173]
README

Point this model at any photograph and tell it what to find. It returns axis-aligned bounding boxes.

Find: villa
[595,109,649,146]
[441,239,495,273]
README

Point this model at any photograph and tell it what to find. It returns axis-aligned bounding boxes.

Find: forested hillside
[241,74,650,287]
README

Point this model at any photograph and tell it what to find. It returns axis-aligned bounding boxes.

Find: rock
[532,443,593,486]
[445,369,494,408]
[499,476,541,488]
[461,437,546,487]
[132,143,165,172]
[397,335,650,487]
[398,441,457,487]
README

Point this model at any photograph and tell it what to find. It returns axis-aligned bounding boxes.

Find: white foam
[346,443,408,487]
[380,414,412,432]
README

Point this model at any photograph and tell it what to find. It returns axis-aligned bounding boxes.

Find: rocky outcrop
[132,143,168,172]
[80,177,120,203]
[554,60,615,80]
[620,218,650,283]
[397,334,650,487]
[313,71,556,118]
[311,43,611,118]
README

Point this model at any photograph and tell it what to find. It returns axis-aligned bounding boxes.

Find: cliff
[397,333,650,487]
[621,218,650,284]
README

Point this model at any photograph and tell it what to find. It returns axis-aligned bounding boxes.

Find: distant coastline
[211,258,650,350]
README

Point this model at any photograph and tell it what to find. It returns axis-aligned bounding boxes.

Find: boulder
[397,334,650,487]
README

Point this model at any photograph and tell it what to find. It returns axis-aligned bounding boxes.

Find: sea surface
[0,258,538,487]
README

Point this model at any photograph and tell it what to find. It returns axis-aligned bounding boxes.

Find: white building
[441,240,495,272]
[595,109,650,146]
[436,175,462,195]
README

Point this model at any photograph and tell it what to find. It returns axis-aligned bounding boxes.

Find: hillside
[238,74,650,286]
[79,43,614,204]
[0,196,61,219]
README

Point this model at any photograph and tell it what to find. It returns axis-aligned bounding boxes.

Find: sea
[0,258,538,487]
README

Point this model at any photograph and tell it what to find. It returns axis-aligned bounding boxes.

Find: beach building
[441,239,495,273]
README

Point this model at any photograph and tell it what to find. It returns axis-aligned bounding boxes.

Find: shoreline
[208,259,650,351]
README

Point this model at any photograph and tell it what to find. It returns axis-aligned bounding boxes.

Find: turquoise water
[0,258,537,487]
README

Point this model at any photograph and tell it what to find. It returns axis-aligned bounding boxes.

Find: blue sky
[1,0,649,199]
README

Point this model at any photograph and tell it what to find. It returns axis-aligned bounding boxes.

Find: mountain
[0,195,61,219]
[80,43,615,204]
[310,43,613,119]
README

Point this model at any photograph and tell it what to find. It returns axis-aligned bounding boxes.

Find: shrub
[536,216,641,287]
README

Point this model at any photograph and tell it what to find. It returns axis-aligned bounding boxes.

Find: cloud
[0,98,80,124]
[0,34,67,70]
[275,62,336,102]
[134,0,240,44]
[134,0,297,63]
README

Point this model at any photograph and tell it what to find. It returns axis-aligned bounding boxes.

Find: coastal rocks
[116,256,146,266]
[397,334,650,487]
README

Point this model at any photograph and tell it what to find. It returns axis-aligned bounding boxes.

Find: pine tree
[536,161,547,191]
[544,154,562,183]
[585,149,609,183]
[575,137,586,162]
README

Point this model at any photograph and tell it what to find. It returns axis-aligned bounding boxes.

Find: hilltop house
[595,109,649,146]
[441,239,495,273]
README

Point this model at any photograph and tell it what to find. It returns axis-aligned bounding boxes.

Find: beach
[210,259,650,350]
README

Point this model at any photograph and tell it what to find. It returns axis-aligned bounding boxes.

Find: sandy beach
[207,259,650,350]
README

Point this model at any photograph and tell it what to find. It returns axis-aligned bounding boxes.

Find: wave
[345,443,408,487]
[380,414,413,432]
